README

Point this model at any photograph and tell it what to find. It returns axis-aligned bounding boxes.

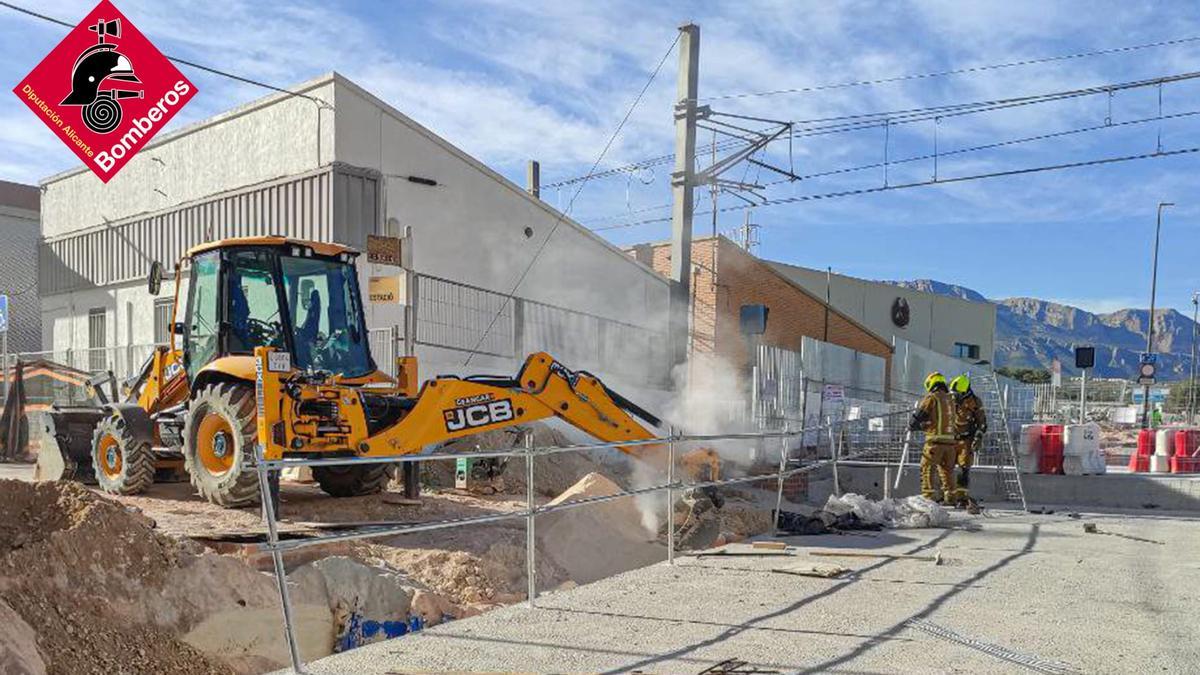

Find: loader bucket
[29,408,103,483]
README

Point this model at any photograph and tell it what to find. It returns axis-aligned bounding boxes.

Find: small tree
[996,367,1052,384]
[1166,381,1200,414]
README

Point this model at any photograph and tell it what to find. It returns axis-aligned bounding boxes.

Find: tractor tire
[312,464,393,498]
[183,383,260,508]
[91,414,156,495]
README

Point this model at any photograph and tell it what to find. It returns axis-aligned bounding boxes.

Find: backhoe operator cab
[87,236,679,509]
[182,240,375,385]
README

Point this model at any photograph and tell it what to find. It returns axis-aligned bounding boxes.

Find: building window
[955,342,980,360]
[153,299,174,345]
[88,308,107,371]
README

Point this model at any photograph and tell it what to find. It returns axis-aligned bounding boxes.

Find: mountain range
[888,280,1198,380]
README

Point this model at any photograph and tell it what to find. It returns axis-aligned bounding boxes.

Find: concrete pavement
[304,507,1200,673]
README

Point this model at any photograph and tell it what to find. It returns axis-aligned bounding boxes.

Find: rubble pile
[775,493,950,535]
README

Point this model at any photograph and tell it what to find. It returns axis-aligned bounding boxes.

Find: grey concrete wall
[0,202,40,352]
[811,464,1200,512]
[769,262,996,362]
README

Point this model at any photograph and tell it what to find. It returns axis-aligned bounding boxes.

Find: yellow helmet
[924,371,947,392]
[950,374,970,394]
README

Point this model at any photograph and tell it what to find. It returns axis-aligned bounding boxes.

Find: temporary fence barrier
[251,406,923,674]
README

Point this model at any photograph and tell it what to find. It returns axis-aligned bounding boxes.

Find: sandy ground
[98,476,529,538]
[305,507,1200,674]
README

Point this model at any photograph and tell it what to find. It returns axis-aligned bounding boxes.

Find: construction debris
[774,493,949,536]
[1082,523,1165,545]
[809,550,944,565]
[770,562,850,578]
[697,543,798,558]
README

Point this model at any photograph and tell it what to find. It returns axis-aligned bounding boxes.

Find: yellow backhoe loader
[37,236,717,507]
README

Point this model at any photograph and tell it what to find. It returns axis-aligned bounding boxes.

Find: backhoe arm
[255,349,670,462]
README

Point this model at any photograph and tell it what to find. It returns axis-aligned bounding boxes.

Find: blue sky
[3,0,1200,316]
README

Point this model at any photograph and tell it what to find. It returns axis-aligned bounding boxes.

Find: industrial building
[35,73,671,390]
[629,236,894,399]
[768,261,997,363]
[0,180,40,353]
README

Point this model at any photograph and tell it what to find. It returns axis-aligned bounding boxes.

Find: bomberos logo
[12,0,197,182]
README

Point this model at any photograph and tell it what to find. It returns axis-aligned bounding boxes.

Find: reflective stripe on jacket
[918,390,956,442]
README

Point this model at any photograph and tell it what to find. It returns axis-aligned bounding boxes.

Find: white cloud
[1047,296,1145,314]
[3,0,1198,237]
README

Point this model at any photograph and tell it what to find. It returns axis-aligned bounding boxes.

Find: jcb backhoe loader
[38,236,717,507]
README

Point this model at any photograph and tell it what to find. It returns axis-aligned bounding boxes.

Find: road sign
[1137,362,1156,385]
[1132,388,1169,404]
[0,294,7,333]
[1075,346,1095,369]
[1137,353,1157,384]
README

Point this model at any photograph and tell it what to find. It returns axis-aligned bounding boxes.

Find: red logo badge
[12,0,197,182]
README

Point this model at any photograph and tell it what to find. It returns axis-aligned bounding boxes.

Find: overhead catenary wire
[702,34,1200,101]
[460,31,682,366]
[541,68,1200,189]
[591,145,1200,232]
[582,104,1200,230]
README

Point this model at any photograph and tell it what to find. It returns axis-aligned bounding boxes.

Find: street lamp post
[1142,201,1174,429]
[1190,291,1199,424]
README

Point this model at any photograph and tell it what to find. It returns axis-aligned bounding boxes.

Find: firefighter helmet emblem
[59,18,143,134]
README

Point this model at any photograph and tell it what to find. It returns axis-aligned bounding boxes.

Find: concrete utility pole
[1142,201,1173,428]
[669,23,700,372]
[526,160,540,199]
[1190,291,1199,424]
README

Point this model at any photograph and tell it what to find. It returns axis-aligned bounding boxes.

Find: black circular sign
[891,297,910,328]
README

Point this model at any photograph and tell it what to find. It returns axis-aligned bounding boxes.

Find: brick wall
[634,236,893,392]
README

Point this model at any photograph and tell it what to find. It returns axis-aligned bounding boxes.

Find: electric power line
[703,34,1200,101]
[592,145,1200,232]
[460,31,682,365]
[542,68,1200,189]
[587,109,1200,228]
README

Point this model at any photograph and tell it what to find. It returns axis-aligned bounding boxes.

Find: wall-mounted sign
[822,384,845,402]
[369,275,405,304]
[891,297,910,328]
[367,234,404,266]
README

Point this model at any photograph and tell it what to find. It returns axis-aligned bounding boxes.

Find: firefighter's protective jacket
[953,391,988,439]
[910,390,956,443]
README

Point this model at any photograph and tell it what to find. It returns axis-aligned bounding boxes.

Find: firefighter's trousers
[951,439,977,501]
[920,441,957,502]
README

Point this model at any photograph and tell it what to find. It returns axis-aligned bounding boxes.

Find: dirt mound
[537,472,665,583]
[0,480,236,674]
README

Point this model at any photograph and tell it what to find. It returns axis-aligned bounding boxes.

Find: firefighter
[949,374,987,514]
[910,371,957,503]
